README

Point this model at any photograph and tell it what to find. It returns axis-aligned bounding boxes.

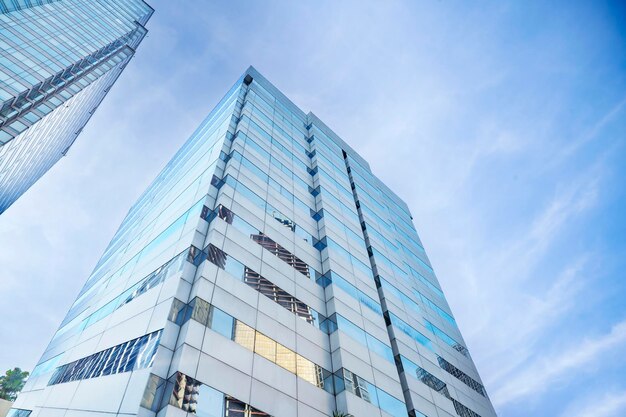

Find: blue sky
[1,1,625,416]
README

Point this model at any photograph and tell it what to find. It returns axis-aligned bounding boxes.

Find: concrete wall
[0,399,13,417]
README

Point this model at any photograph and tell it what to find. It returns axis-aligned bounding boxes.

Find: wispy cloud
[419,114,615,413]
[555,94,626,165]
[493,319,626,406]
[478,258,588,386]
[561,390,626,417]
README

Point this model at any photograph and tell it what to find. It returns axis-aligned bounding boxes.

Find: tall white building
[11,67,497,417]
[0,0,153,213]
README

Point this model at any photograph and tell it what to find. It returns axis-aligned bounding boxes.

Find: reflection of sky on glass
[197,384,224,417]
[210,307,234,339]
[1,1,625,416]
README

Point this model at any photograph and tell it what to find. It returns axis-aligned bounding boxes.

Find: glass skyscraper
[0,0,153,213]
[10,67,497,417]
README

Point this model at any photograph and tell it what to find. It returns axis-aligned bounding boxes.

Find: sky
[1,1,625,416]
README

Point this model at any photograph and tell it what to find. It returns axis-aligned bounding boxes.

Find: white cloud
[493,319,626,407]
[561,390,626,417]
[555,95,626,165]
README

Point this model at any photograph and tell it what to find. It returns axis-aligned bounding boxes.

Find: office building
[10,67,497,417]
[0,0,153,213]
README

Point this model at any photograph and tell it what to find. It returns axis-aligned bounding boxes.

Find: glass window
[48,330,162,386]
[224,396,247,417]
[140,373,166,411]
[365,334,394,363]
[209,307,234,339]
[376,387,407,417]
[425,320,469,357]
[30,354,62,377]
[190,297,211,326]
[209,247,324,329]
[216,177,316,244]
[196,384,225,417]
[160,372,271,416]
[6,410,31,417]
[336,314,367,346]
[254,332,277,362]
[251,233,319,279]
[342,369,378,405]
[275,343,296,373]
[331,271,382,314]
[437,356,485,396]
[168,372,201,411]
[389,313,433,351]
[233,320,255,351]
[168,298,187,324]
[335,368,406,416]
[206,243,227,269]
[296,354,321,387]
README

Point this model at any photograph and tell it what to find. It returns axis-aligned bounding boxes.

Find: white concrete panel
[249,379,298,417]
[64,335,101,363]
[256,293,297,333]
[340,391,383,417]
[255,310,295,350]
[251,355,297,398]
[294,318,329,352]
[195,352,252,405]
[69,373,131,412]
[189,277,215,303]
[211,284,258,326]
[97,309,152,350]
[371,368,403,400]
[295,378,335,415]
[36,408,69,417]
[119,368,151,413]
[201,329,254,375]
[295,334,332,370]
[151,345,174,379]
[170,344,201,379]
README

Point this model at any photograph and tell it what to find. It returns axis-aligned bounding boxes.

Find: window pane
[377,388,406,417]
[297,354,320,386]
[196,384,224,417]
[140,374,166,411]
[254,332,276,362]
[209,307,234,339]
[233,320,255,350]
[190,297,211,326]
[224,396,246,417]
[169,372,201,411]
[275,343,296,373]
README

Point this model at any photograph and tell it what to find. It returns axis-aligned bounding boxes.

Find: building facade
[10,67,497,417]
[0,0,153,213]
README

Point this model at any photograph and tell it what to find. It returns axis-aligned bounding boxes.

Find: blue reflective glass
[48,330,162,385]
[414,289,456,326]
[331,272,382,314]
[196,384,224,417]
[424,320,469,357]
[30,354,62,377]
[6,409,31,417]
[210,307,234,339]
[336,315,367,346]
[400,355,419,377]
[376,387,407,417]
[220,175,316,243]
[365,334,394,363]
[410,267,445,299]
[224,255,245,279]
[389,313,433,350]
[362,379,379,405]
